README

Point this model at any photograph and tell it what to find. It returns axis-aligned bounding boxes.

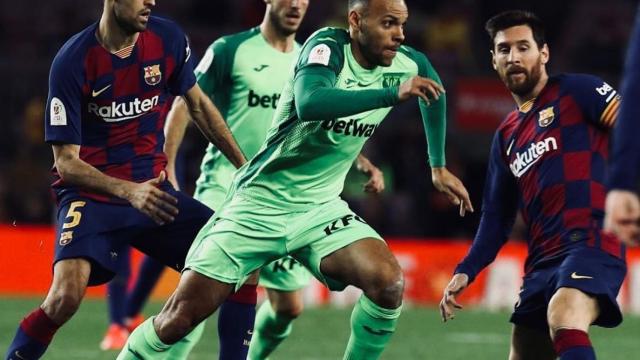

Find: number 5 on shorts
[63,201,86,229]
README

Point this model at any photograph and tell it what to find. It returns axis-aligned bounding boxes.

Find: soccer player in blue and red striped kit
[4,1,256,359]
[440,10,627,360]
[605,5,640,248]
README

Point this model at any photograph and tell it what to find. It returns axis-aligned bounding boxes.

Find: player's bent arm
[52,143,138,200]
[53,144,179,224]
[355,153,385,193]
[182,83,246,169]
[293,66,398,121]
[419,93,446,168]
[454,210,514,283]
[164,97,192,186]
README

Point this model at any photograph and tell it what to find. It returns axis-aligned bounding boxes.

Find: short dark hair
[485,10,546,49]
[348,0,369,11]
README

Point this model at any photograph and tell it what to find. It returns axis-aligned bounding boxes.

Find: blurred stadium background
[1,0,640,358]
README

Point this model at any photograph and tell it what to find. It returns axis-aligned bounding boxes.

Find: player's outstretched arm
[52,144,179,225]
[182,83,247,169]
[163,97,192,189]
[605,190,640,246]
[439,273,469,322]
[355,154,384,193]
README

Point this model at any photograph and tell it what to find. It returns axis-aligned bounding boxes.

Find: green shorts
[193,183,227,211]
[259,256,312,291]
[185,195,382,291]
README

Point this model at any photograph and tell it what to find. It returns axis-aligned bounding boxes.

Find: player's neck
[260,22,296,53]
[512,73,549,108]
[96,14,139,53]
[349,41,376,70]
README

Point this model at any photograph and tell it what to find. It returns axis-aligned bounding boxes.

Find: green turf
[1,297,638,359]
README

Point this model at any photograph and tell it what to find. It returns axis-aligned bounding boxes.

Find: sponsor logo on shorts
[570,272,593,280]
[272,257,302,273]
[59,231,73,246]
[324,214,367,236]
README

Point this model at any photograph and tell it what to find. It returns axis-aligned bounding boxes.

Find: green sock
[343,295,402,360]
[117,317,169,360]
[163,321,206,359]
[248,300,294,360]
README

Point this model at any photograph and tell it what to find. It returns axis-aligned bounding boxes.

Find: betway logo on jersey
[88,95,159,122]
[321,118,378,138]
[248,90,280,109]
[509,137,558,177]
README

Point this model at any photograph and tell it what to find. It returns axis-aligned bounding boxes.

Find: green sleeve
[194,38,229,96]
[413,49,447,167]
[293,66,398,120]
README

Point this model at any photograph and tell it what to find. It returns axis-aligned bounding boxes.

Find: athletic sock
[125,256,165,319]
[5,308,60,360]
[116,317,169,360]
[553,328,596,360]
[248,300,294,360]
[343,295,402,360]
[218,284,257,360]
[107,266,129,326]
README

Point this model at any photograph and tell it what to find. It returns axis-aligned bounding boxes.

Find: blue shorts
[54,183,213,286]
[510,247,627,331]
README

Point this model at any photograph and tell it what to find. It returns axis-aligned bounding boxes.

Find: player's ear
[540,43,550,65]
[348,9,362,33]
[490,50,498,71]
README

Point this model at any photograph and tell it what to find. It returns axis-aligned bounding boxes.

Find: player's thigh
[185,196,288,287]
[509,324,556,360]
[54,199,138,286]
[288,199,395,292]
[547,287,599,333]
[551,247,627,329]
[131,190,213,272]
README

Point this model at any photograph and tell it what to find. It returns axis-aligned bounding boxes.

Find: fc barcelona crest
[538,106,555,127]
[144,64,162,86]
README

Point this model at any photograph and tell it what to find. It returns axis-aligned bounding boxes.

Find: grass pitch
[1,297,638,359]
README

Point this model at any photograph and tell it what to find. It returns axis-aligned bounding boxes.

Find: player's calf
[548,287,599,360]
[154,270,234,344]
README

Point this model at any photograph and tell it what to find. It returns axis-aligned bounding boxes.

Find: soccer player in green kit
[118,0,473,359]
[164,0,384,358]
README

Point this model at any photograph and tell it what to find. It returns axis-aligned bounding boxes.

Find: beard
[270,8,297,37]
[501,57,543,96]
[113,8,145,34]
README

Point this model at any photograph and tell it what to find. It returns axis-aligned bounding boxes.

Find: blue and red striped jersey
[44,16,195,204]
[457,73,625,280]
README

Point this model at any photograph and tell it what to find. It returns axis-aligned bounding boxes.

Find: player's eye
[382,20,392,28]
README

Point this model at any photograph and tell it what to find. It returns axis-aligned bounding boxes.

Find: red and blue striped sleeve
[166,24,196,96]
[609,9,640,191]
[564,73,620,128]
[44,40,85,145]
[455,131,519,283]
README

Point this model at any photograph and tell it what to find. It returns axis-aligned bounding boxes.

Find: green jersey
[230,27,447,209]
[194,27,300,197]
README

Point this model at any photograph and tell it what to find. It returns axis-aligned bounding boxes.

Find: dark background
[0,0,635,239]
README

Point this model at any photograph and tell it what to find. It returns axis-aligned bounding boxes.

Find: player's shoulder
[307,27,349,42]
[397,44,427,62]
[557,73,611,94]
[51,22,97,72]
[146,15,187,41]
[302,27,350,57]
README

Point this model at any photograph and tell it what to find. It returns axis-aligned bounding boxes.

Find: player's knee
[366,265,404,308]
[275,300,304,319]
